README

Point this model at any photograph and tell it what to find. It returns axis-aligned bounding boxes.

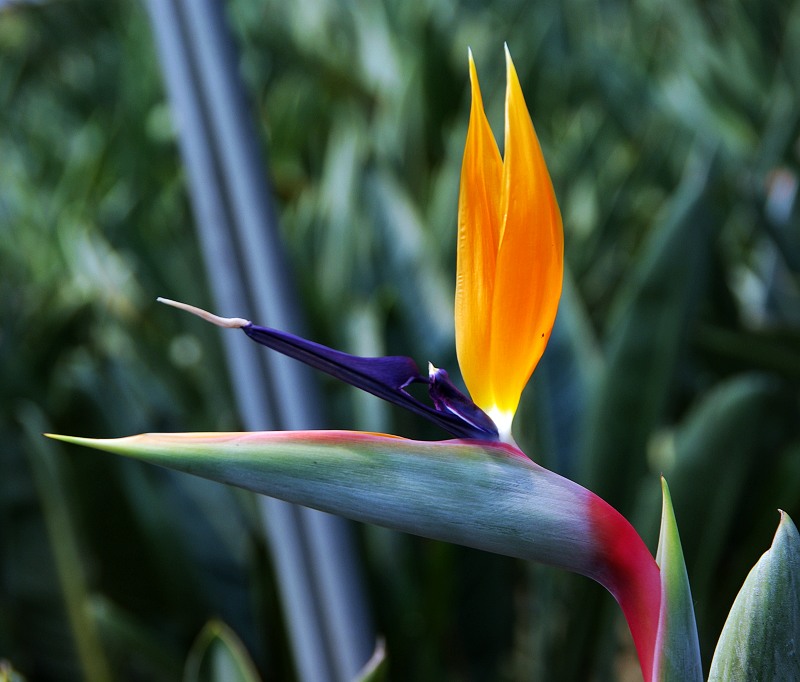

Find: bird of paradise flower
[49,47,705,681]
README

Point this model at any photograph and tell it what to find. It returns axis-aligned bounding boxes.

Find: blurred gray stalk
[143,1,374,679]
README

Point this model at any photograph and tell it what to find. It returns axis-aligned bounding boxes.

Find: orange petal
[455,50,503,411]
[489,47,563,418]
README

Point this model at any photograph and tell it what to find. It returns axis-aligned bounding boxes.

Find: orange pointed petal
[455,50,503,410]
[489,47,563,417]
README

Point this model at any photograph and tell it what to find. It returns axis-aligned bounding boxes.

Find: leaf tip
[43,433,126,453]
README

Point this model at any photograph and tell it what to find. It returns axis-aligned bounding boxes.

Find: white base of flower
[487,407,516,447]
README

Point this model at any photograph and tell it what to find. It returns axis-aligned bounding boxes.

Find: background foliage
[2,0,799,680]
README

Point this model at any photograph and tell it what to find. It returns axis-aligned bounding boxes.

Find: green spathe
[47,430,597,573]
[708,511,800,681]
[47,429,661,678]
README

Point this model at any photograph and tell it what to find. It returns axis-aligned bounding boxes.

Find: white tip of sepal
[157,297,250,329]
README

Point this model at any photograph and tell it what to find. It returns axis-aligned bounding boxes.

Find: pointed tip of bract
[45,433,128,456]
[44,432,81,445]
[45,433,114,449]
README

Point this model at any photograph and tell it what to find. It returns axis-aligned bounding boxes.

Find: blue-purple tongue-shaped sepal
[243,323,499,441]
[156,297,499,441]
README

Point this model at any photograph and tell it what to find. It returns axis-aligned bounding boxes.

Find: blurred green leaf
[642,374,788,662]
[18,404,113,682]
[582,153,717,511]
[560,154,718,680]
[184,620,262,682]
[0,660,27,682]
[0,659,25,682]
[525,267,602,477]
[88,596,183,682]
[708,512,800,681]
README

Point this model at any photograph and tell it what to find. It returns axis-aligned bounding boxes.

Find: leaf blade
[708,512,800,681]
[653,477,702,681]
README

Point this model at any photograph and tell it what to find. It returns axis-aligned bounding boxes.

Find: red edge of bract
[588,494,660,681]
[238,431,530,458]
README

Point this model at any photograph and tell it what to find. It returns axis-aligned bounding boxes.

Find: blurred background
[2,0,799,680]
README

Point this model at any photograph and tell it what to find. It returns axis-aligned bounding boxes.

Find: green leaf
[644,374,782,651]
[19,405,114,682]
[568,154,716,679]
[708,512,800,681]
[527,267,601,478]
[582,154,716,510]
[88,596,184,681]
[653,478,702,681]
[0,660,28,682]
[183,620,262,682]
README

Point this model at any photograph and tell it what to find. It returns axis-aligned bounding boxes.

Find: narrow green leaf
[708,512,800,681]
[352,638,387,682]
[569,157,716,679]
[646,375,780,638]
[582,154,716,510]
[183,620,262,682]
[89,596,184,681]
[653,478,702,681]
[19,405,114,682]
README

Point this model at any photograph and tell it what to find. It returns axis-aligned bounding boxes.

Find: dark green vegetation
[2,0,799,680]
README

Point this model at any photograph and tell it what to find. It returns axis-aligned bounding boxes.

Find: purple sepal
[243,323,499,441]
[428,366,500,438]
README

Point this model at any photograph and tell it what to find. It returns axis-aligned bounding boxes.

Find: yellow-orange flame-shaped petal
[455,47,563,437]
[455,50,503,416]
